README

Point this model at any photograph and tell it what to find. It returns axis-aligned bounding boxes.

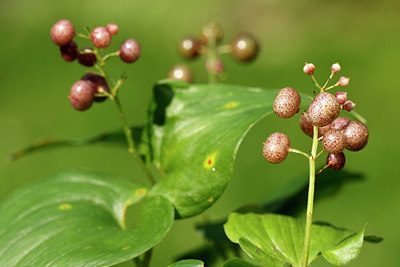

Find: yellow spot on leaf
[224,101,239,109]
[135,188,148,196]
[84,246,91,250]
[59,204,72,211]
[204,152,217,170]
[208,197,214,203]
[122,246,130,251]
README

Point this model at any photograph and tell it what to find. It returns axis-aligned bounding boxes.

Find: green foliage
[169,259,204,267]
[223,258,261,267]
[0,170,174,266]
[224,213,370,266]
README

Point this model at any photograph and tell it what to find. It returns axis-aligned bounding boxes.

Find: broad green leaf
[169,259,204,267]
[149,80,308,218]
[223,258,261,267]
[322,224,366,265]
[0,170,174,266]
[238,238,287,267]
[224,213,370,267]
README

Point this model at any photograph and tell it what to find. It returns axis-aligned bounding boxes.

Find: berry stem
[301,125,319,267]
[217,44,232,55]
[321,72,334,91]
[324,83,339,91]
[288,148,310,160]
[310,75,322,90]
[206,30,218,83]
[315,148,325,159]
[102,51,120,62]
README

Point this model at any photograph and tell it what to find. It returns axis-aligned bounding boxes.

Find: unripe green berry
[307,92,340,127]
[343,121,369,151]
[178,37,201,59]
[327,152,346,170]
[330,117,350,130]
[273,87,301,119]
[231,32,259,62]
[167,65,193,83]
[299,113,330,137]
[322,129,345,154]
[262,132,290,163]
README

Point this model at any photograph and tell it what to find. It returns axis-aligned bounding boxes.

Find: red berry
[231,32,259,62]
[273,87,301,119]
[303,63,315,75]
[81,73,109,102]
[343,121,369,151]
[335,91,347,105]
[307,92,340,127]
[69,81,95,111]
[60,41,78,62]
[262,133,290,163]
[78,48,97,67]
[91,27,112,49]
[343,100,356,112]
[322,129,345,154]
[178,37,201,59]
[50,19,75,46]
[330,117,350,130]
[106,23,119,35]
[327,153,346,170]
[167,65,193,83]
[120,39,141,63]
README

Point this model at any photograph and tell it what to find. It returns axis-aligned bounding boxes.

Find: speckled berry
[273,87,301,119]
[343,100,356,112]
[60,41,78,62]
[120,39,141,63]
[106,23,119,35]
[91,27,112,49]
[81,73,109,102]
[307,92,340,127]
[331,63,341,74]
[335,91,347,105]
[200,22,223,44]
[322,129,345,154]
[262,132,290,163]
[231,32,259,62]
[78,48,97,67]
[51,19,75,46]
[343,121,369,151]
[167,65,193,83]
[327,152,346,170]
[69,80,95,111]
[303,63,315,75]
[300,113,331,137]
[338,76,350,87]
[330,117,350,130]
[178,37,201,59]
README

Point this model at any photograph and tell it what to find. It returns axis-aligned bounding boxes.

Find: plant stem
[206,31,218,83]
[301,125,319,267]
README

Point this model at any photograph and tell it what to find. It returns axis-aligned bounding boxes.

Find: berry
[273,87,301,119]
[106,23,119,35]
[330,117,350,130]
[331,63,341,74]
[167,65,193,83]
[327,152,346,170]
[307,92,340,127]
[338,76,350,87]
[303,63,315,75]
[205,59,224,75]
[262,132,290,163]
[78,48,97,67]
[231,32,259,62]
[343,100,356,111]
[322,129,345,154]
[178,37,201,59]
[200,22,223,44]
[69,80,95,111]
[343,121,369,151]
[120,39,141,63]
[60,41,78,62]
[50,19,75,46]
[81,73,110,102]
[300,113,331,137]
[335,91,347,105]
[91,27,112,49]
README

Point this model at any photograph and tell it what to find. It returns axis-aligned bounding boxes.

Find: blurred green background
[1,0,399,266]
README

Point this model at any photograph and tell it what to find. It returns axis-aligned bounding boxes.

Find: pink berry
[300,113,330,137]
[273,87,301,119]
[343,121,369,151]
[343,100,356,112]
[338,76,350,87]
[60,41,78,62]
[106,23,119,35]
[303,63,315,75]
[307,92,340,127]
[81,73,110,102]
[262,133,290,163]
[331,63,341,74]
[335,91,347,105]
[120,39,141,63]
[322,129,345,154]
[78,48,97,67]
[91,27,112,49]
[327,153,346,170]
[69,81,95,111]
[330,117,350,130]
[51,19,75,46]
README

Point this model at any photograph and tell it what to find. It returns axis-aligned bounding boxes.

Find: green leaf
[224,213,371,266]
[322,224,366,265]
[169,259,204,267]
[149,80,305,218]
[0,170,174,266]
[223,258,261,267]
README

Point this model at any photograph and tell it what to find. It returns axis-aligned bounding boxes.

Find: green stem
[311,75,322,90]
[288,148,310,160]
[301,125,319,267]
[206,31,218,83]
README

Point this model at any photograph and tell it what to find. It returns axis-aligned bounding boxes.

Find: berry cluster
[263,62,369,171]
[50,20,141,111]
[167,22,259,82]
